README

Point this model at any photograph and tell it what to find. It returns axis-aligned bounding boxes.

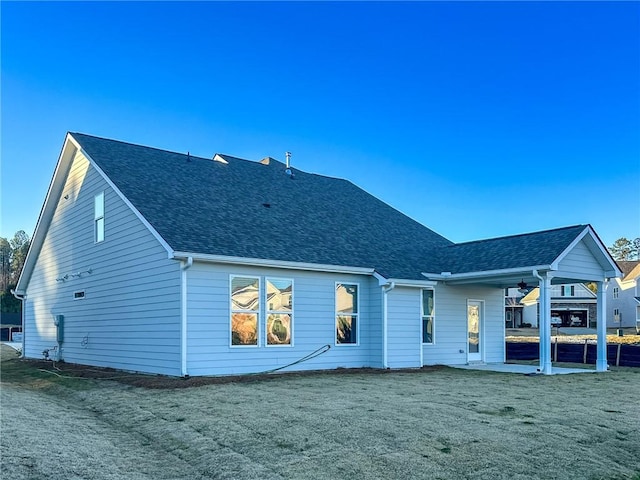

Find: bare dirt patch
[2,345,639,480]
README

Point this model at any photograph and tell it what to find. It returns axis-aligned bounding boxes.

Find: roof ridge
[449,224,588,247]
[70,132,218,162]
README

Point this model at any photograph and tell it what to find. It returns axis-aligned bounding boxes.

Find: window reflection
[231,277,259,311]
[336,283,358,344]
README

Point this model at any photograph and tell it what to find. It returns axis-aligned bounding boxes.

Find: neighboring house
[13,133,622,376]
[608,261,640,329]
[504,287,525,328]
[0,312,22,341]
[520,283,597,328]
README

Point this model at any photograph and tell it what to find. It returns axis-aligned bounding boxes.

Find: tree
[0,230,31,313]
[608,237,640,261]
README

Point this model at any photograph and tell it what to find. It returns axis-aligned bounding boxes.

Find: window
[266,278,293,346]
[613,308,620,322]
[94,192,105,243]
[613,287,619,299]
[422,289,435,344]
[336,283,358,344]
[561,285,575,297]
[73,290,85,300]
[230,276,260,346]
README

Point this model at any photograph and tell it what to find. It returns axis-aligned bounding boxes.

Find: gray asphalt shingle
[72,133,587,280]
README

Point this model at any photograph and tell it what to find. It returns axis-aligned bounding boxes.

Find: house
[504,287,525,328]
[519,283,597,328]
[0,312,22,341]
[608,261,640,330]
[13,133,622,376]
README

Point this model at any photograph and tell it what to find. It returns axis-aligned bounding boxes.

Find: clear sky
[2,1,639,248]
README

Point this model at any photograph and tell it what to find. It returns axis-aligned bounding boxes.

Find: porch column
[538,273,553,374]
[596,279,609,372]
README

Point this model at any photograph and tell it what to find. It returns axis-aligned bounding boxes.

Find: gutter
[171,252,375,276]
[180,257,193,377]
[10,289,26,357]
[422,265,552,282]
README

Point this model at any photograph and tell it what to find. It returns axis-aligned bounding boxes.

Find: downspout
[10,289,26,358]
[382,282,396,369]
[180,257,193,377]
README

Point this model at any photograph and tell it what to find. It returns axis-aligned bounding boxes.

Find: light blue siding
[23,151,181,375]
[423,284,504,365]
[557,239,608,279]
[386,287,422,368]
[185,263,382,376]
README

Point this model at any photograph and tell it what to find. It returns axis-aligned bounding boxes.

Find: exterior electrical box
[53,314,64,343]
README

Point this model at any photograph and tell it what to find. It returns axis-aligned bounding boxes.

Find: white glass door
[467,300,482,362]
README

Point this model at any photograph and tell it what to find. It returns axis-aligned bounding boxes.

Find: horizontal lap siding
[557,240,607,279]
[423,285,504,365]
[386,287,421,368]
[24,152,181,375]
[186,264,381,376]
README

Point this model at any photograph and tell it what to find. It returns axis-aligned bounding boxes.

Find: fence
[506,341,640,368]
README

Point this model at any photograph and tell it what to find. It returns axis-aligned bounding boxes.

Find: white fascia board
[386,278,438,288]
[16,134,78,292]
[171,251,375,275]
[551,226,622,278]
[75,139,174,257]
[373,272,437,287]
[422,265,553,282]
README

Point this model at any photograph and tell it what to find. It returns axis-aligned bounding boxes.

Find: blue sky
[2,1,639,248]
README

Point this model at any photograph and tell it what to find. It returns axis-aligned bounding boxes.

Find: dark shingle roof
[71,133,588,280]
[72,133,453,279]
[435,225,588,274]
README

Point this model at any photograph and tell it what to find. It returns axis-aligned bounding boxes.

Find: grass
[2,345,640,480]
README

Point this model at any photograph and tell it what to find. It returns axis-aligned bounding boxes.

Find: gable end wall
[23,151,181,375]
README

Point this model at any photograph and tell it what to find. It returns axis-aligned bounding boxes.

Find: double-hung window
[230,276,260,346]
[422,289,435,344]
[94,192,105,243]
[266,278,293,346]
[336,283,358,345]
[613,287,619,299]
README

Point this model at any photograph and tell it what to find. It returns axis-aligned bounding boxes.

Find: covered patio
[425,225,622,374]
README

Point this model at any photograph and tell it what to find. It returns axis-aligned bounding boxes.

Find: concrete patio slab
[453,363,596,375]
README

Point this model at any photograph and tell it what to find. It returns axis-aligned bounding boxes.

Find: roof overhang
[373,272,437,288]
[422,265,554,288]
[15,134,78,292]
[171,251,376,276]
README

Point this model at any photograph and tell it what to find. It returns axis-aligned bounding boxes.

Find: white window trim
[613,287,619,299]
[73,290,86,300]
[265,277,294,348]
[335,281,360,346]
[421,288,435,345]
[229,275,260,348]
[94,191,105,243]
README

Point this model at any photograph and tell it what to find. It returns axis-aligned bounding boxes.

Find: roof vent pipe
[285,151,291,169]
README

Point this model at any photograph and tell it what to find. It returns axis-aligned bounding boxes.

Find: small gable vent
[260,157,277,165]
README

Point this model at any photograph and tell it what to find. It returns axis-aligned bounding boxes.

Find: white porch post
[596,279,609,372]
[538,273,553,374]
